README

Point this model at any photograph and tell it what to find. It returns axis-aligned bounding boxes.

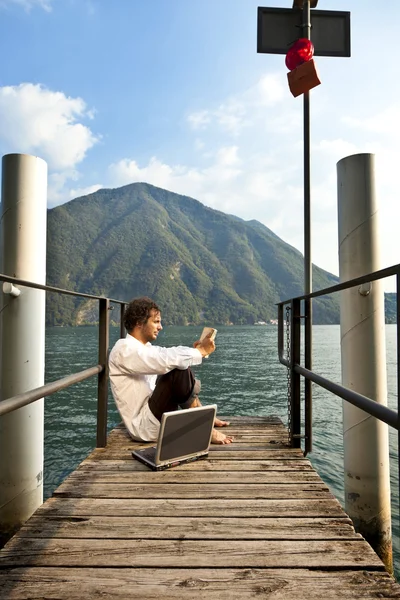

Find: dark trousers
[148,367,201,422]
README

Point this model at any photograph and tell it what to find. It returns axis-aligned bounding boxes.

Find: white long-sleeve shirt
[109,333,203,441]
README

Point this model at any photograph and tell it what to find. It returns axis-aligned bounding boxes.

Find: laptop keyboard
[139,446,157,461]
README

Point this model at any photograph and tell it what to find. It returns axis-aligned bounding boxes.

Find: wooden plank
[65,470,323,483]
[104,435,289,447]
[101,442,295,450]
[88,446,294,458]
[204,446,297,454]
[0,538,384,569]
[79,458,314,470]
[215,416,283,423]
[17,516,357,540]
[78,447,305,459]
[53,482,333,499]
[112,417,284,429]
[108,428,289,440]
[1,567,397,600]
[108,426,289,439]
[103,427,290,444]
[35,497,347,518]
[90,443,289,458]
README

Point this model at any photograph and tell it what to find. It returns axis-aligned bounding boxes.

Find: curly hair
[123,297,161,332]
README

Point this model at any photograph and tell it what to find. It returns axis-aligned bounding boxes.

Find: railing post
[397,271,400,545]
[120,303,126,339]
[278,303,284,362]
[304,297,312,455]
[97,298,109,448]
[290,298,301,448]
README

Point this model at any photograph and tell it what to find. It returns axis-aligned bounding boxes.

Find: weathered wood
[215,415,283,423]
[1,415,399,599]
[201,446,296,454]
[65,470,322,483]
[109,428,289,440]
[104,435,289,447]
[17,516,356,539]
[77,458,314,471]
[35,497,347,518]
[108,426,289,439]
[86,447,297,460]
[90,443,290,459]
[53,482,333,499]
[81,458,312,471]
[0,538,384,569]
[80,447,305,459]
[1,568,397,600]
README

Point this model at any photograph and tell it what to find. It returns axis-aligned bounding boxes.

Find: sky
[0,0,399,291]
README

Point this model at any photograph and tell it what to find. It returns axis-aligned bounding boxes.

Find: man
[109,296,233,445]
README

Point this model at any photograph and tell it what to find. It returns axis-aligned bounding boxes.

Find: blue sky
[0,0,399,290]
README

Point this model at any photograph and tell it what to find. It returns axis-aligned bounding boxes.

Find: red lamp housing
[285,38,314,71]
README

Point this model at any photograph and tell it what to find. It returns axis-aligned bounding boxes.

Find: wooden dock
[1,415,399,598]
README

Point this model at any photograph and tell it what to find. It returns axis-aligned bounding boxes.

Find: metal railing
[277,262,400,498]
[0,273,126,447]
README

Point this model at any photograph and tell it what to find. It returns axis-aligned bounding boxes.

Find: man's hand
[193,332,216,358]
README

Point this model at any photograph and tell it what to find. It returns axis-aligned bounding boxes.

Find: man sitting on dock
[109,296,233,445]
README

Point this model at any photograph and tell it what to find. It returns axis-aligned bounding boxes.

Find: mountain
[45,182,344,326]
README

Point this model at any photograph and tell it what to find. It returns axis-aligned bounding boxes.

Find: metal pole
[290,298,301,448]
[303,0,312,454]
[337,153,392,573]
[397,271,400,554]
[0,154,47,546]
[96,298,110,448]
[120,303,126,339]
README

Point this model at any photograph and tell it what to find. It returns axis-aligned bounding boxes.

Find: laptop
[131,404,217,471]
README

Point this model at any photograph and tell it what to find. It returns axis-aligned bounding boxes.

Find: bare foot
[215,417,230,427]
[211,428,234,445]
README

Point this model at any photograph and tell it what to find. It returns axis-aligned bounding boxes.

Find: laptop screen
[158,406,216,462]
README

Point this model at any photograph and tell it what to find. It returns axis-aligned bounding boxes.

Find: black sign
[257,7,351,57]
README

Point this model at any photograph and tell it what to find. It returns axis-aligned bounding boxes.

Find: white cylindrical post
[0,154,47,545]
[337,153,392,572]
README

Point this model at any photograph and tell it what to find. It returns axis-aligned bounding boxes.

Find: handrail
[295,364,398,430]
[277,261,400,438]
[0,271,127,447]
[0,272,126,305]
[0,365,103,417]
[278,263,400,305]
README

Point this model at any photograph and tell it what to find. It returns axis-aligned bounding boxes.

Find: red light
[285,38,314,71]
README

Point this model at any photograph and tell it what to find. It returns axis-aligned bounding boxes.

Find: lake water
[44,324,399,576]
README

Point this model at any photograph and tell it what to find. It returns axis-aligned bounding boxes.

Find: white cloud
[48,173,103,208]
[187,73,287,136]
[249,73,285,107]
[68,183,103,200]
[0,83,99,206]
[315,139,361,162]
[187,111,211,131]
[0,0,52,11]
[0,83,98,171]
[343,106,400,137]
[108,144,304,248]
[216,146,240,167]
